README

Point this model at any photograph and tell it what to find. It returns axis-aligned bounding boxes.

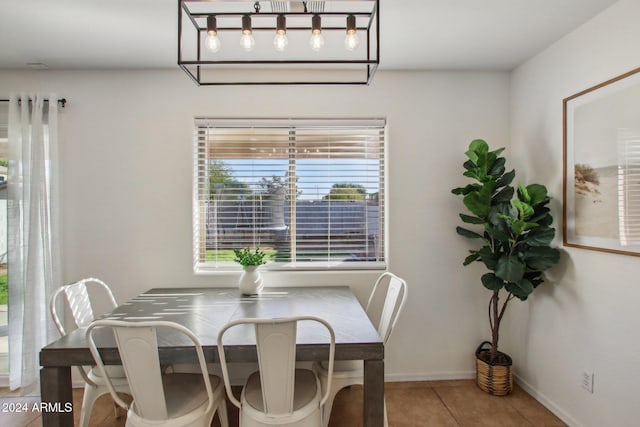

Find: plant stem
[490,290,499,361]
[497,293,514,325]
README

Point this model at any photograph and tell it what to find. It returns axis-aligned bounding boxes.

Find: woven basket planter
[475,341,513,396]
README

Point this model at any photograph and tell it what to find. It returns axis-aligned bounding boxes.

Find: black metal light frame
[178,0,380,85]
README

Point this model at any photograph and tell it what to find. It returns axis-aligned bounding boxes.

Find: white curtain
[7,93,61,390]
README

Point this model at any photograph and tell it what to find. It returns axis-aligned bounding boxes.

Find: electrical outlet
[582,371,594,393]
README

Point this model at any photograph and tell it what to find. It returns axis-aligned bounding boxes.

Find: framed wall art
[564,66,640,255]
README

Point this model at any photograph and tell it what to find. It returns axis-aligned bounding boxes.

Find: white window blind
[194,118,386,271]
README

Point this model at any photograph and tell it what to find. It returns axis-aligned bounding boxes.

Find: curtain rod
[0,98,67,108]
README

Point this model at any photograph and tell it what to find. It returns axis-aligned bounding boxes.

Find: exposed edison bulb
[273,30,288,52]
[309,30,324,51]
[205,15,220,53]
[345,30,359,51]
[240,15,255,52]
[206,31,221,53]
[310,15,324,51]
[240,31,255,51]
[344,15,359,51]
[273,15,288,52]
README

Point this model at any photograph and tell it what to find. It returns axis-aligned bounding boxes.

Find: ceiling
[0,0,619,71]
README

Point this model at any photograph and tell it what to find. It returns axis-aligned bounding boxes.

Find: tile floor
[0,380,566,427]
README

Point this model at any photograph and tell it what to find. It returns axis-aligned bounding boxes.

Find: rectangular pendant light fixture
[178,0,380,85]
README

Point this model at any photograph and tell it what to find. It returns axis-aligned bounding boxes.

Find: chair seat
[86,366,130,387]
[145,373,222,419]
[244,369,318,413]
[90,365,126,379]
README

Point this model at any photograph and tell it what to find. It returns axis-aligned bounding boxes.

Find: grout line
[501,387,536,427]
[431,385,463,427]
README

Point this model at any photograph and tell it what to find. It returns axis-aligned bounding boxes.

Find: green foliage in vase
[452,139,560,361]
[233,247,267,268]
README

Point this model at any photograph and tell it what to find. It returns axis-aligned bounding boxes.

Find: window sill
[194,260,386,274]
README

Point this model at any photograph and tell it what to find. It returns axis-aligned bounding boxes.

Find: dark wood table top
[41,286,384,366]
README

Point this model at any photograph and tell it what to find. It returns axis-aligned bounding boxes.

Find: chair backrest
[365,272,408,344]
[217,316,335,416]
[50,277,118,335]
[86,319,214,421]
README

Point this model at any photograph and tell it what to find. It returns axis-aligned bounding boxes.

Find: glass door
[0,103,8,375]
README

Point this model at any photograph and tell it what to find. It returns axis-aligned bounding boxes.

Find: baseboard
[0,374,8,387]
[514,375,582,427]
[384,371,476,382]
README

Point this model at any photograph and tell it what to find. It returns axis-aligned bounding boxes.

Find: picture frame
[563,66,640,256]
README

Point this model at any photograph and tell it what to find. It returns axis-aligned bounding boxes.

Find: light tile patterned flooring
[0,380,566,426]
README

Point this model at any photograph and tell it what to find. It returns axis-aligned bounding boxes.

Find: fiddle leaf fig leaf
[492,186,514,203]
[485,223,511,242]
[456,226,484,239]
[463,182,495,218]
[488,157,506,177]
[527,184,548,207]
[529,206,551,223]
[478,246,499,270]
[524,227,555,247]
[460,213,485,224]
[452,183,482,195]
[524,246,560,271]
[464,252,480,265]
[465,139,488,164]
[481,273,504,291]
[510,218,539,235]
[463,160,476,171]
[496,169,515,188]
[517,182,530,204]
[506,279,534,300]
[513,199,534,220]
[495,255,525,283]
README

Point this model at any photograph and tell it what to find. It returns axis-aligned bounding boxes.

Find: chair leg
[217,399,230,427]
[79,385,101,427]
[383,398,388,427]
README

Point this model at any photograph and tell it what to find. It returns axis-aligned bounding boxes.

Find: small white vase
[238,266,264,295]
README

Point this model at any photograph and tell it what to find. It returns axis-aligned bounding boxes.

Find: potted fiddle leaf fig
[452,139,560,396]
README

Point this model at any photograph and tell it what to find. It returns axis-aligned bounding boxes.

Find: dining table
[39,286,385,427]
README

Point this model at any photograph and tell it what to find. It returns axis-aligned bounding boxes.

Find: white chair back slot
[64,281,94,328]
[112,325,168,420]
[254,321,297,415]
[378,276,404,343]
[366,272,408,344]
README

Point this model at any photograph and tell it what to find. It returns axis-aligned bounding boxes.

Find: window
[194,118,386,271]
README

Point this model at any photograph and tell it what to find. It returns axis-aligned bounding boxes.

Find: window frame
[193,118,388,273]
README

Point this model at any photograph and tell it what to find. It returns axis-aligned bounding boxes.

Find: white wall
[0,69,510,379]
[508,1,640,426]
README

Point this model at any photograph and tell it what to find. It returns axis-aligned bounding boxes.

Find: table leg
[363,359,384,427]
[40,366,73,427]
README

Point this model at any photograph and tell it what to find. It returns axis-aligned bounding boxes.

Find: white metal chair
[49,277,130,427]
[217,316,335,427]
[86,319,229,427]
[314,272,408,427]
